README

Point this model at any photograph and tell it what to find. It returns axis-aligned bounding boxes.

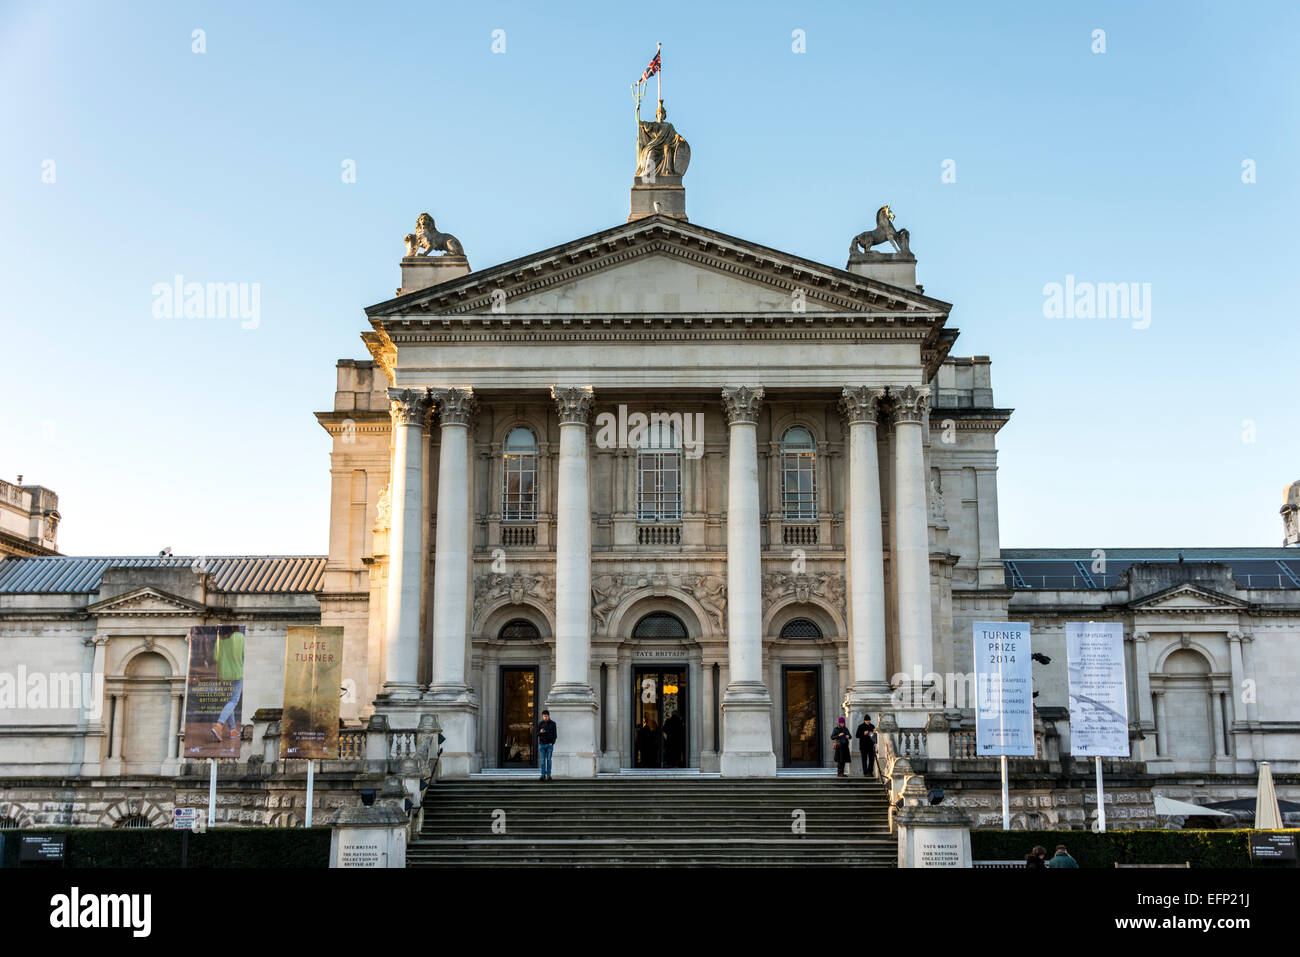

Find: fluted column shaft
[720,386,776,777]
[382,388,430,697]
[891,385,934,681]
[430,389,475,690]
[546,386,598,777]
[840,387,889,699]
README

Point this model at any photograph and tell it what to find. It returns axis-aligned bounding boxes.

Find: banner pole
[306,760,315,828]
[1001,755,1010,830]
[208,758,217,828]
[657,41,662,104]
[1095,756,1107,832]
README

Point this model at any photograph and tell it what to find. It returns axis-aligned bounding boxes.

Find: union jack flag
[640,50,661,82]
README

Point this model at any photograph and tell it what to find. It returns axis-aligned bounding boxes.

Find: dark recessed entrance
[782,665,822,767]
[498,666,538,767]
[632,666,688,768]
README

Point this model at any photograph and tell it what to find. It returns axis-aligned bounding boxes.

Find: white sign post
[1066,621,1129,833]
[973,621,1034,830]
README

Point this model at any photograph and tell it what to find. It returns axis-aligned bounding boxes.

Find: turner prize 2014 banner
[280,626,344,760]
[182,625,246,759]
[972,621,1035,756]
[1066,621,1130,757]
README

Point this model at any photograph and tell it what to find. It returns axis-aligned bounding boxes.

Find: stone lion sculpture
[404,213,465,258]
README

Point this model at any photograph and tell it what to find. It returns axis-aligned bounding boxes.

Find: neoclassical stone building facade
[315,205,1010,778]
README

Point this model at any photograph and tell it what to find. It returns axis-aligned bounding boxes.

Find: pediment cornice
[86,586,207,617]
[365,216,951,320]
[1129,582,1248,612]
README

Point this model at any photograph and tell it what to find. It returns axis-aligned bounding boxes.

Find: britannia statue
[632,44,690,179]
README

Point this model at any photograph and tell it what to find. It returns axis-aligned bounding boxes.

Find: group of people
[636,712,686,768]
[830,714,878,778]
[1025,845,1078,868]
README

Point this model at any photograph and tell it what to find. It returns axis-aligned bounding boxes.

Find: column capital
[431,387,477,427]
[1227,630,1243,643]
[889,385,931,425]
[839,386,888,425]
[388,387,431,427]
[1132,631,1149,643]
[551,386,595,426]
[721,385,764,425]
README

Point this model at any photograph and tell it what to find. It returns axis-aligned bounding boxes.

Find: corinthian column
[891,385,934,685]
[546,386,598,777]
[840,387,890,714]
[426,387,479,777]
[380,387,431,702]
[720,386,776,777]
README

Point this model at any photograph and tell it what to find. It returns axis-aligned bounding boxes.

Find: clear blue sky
[2,1,1295,555]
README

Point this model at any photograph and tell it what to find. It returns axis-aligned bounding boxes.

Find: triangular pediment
[87,586,206,616]
[365,215,951,319]
[1129,583,1247,612]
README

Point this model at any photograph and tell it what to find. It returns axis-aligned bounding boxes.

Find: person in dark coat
[831,717,853,776]
[636,716,661,768]
[663,711,685,768]
[536,708,557,781]
[855,715,877,777]
[1025,845,1048,869]
[1046,845,1078,868]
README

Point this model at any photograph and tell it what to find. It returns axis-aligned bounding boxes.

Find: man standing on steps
[537,708,557,781]
[855,713,877,778]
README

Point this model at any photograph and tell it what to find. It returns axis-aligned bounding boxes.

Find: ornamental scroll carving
[761,571,846,618]
[473,573,555,624]
[590,572,727,633]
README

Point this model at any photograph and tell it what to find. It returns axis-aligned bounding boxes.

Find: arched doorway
[122,652,172,771]
[630,612,689,769]
[1161,649,1214,770]
[496,618,541,768]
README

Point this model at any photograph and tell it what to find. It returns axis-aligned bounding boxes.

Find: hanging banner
[972,621,1035,756]
[280,626,344,759]
[1066,621,1130,757]
[182,625,246,759]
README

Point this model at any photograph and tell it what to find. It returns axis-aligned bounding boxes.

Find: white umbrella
[1255,762,1282,829]
[1154,795,1232,818]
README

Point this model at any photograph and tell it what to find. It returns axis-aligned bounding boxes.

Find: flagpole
[656,42,662,105]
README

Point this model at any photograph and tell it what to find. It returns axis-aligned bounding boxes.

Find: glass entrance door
[782,666,822,767]
[632,666,688,768]
[498,666,538,767]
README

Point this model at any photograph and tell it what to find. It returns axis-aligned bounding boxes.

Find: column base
[425,684,479,779]
[372,692,432,730]
[376,682,423,705]
[846,681,896,723]
[720,681,776,777]
[545,684,598,778]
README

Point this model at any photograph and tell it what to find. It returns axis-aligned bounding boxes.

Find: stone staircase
[409,775,896,867]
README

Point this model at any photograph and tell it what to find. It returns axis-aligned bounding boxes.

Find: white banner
[1066,621,1130,757]
[973,621,1035,756]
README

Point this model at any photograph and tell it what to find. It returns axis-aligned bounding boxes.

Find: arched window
[498,619,541,640]
[503,427,538,522]
[632,612,688,640]
[116,815,153,829]
[637,419,682,522]
[0,817,19,831]
[781,427,817,521]
[779,618,823,639]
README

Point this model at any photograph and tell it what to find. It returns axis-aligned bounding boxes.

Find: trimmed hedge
[972,829,1300,868]
[0,828,331,868]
